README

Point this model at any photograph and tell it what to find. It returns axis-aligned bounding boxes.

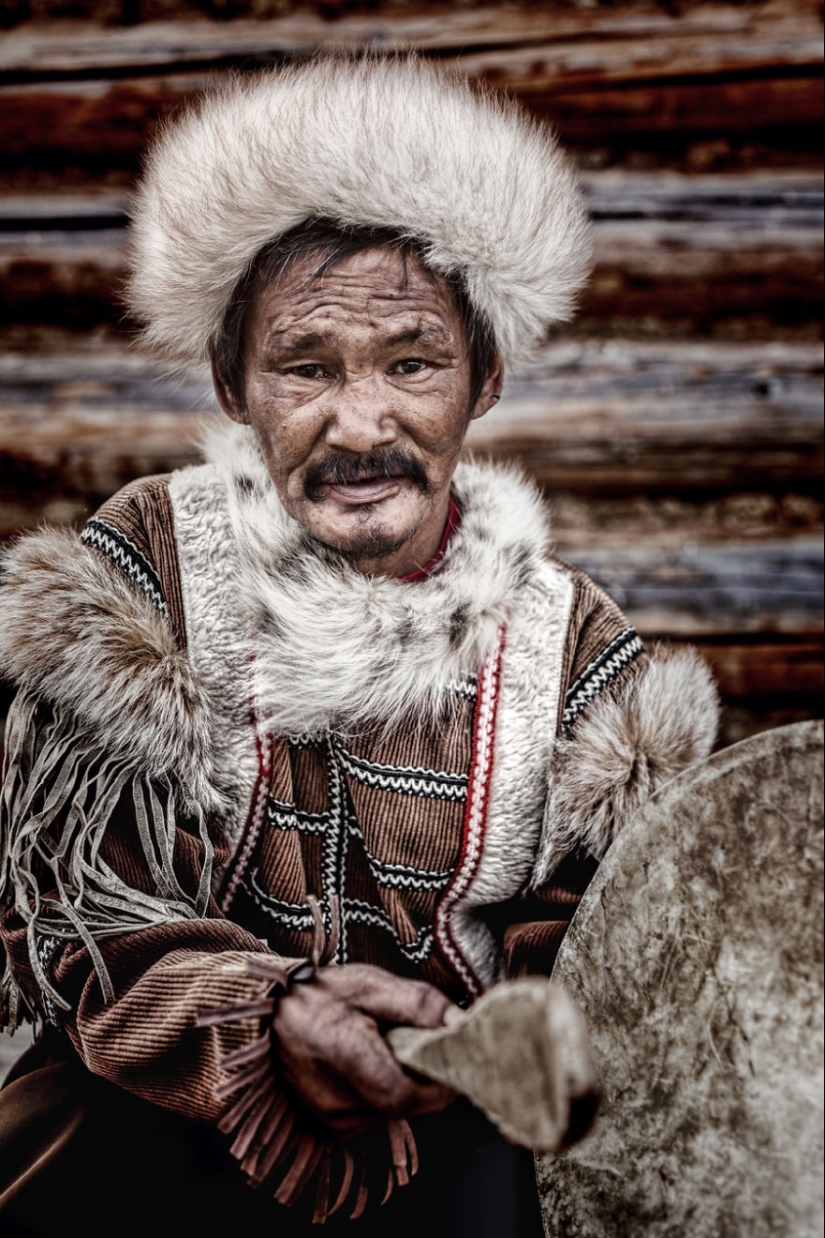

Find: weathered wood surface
[0,0,820,753]
[1,3,821,162]
[2,174,821,334]
[3,4,821,76]
[2,339,819,515]
[567,542,822,637]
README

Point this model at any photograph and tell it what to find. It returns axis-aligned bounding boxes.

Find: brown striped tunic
[1,448,675,1226]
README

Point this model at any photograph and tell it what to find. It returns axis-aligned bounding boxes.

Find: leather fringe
[196,912,419,1224]
[1,689,214,1029]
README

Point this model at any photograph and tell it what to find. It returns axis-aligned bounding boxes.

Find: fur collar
[0,426,552,797]
[202,422,552,737]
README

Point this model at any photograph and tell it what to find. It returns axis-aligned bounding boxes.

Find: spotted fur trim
[533,645,720,885]
[0,526,222,810]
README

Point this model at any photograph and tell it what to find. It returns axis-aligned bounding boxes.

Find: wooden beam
[1,339,820,515]
[564,540,823,637]
[467,336,824,493]
[2,5,821,77]
[0,5,820,161]
[688,639,824,701]
[1,174,821,333]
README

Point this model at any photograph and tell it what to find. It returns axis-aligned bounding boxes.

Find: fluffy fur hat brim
[127,54,591,372]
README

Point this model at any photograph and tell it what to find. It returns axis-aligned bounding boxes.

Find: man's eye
[289,364,327,379]
[395,359,427,375]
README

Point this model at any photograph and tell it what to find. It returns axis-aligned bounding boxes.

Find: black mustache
[304,449,431,499]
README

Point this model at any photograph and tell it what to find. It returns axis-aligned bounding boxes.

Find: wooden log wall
[0,0,822,754]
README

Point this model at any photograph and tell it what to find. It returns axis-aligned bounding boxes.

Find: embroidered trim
[346,818,453,892]
[344,900,434,964]
[446,675,478,704]
[246,876,435,965]
[35,934,64,1025]
[286,732,327,749]
[80,518,168,619]
[247,874,316,930]
[332,742,469,802]
[562,627,644,732]
[321,737,349,962]
[434,624,507,1000]
[267,798,329,834]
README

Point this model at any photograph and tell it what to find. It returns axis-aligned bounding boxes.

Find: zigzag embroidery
[562,627,644,731]
[344,899,435,964]
[246,873,317,931]
[266,798,453,890]
[245,879,435,964]
[267,798,330,834]
[346,818,453,891]
[80,518,168,619]
[446,675,478,703]
[285,732,327,749]
[332,741,469,802]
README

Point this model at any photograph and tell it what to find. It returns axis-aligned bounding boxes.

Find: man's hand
[271,963,461,1139]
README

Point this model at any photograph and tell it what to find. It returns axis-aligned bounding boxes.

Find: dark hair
[210,217,496,411]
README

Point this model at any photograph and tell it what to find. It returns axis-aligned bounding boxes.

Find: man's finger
[324,964,461,1030]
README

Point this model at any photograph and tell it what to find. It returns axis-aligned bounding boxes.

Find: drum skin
[537,720,824,1238]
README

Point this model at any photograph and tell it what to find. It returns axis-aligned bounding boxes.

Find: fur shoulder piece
[199,421,552,736]
[127,54,591,373]
[0,527,220,809]
[533,645,720,885]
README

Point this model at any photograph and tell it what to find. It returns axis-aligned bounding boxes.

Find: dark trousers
[0,1041,546,1238]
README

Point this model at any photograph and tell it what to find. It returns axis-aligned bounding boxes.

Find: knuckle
[411,983,446,1025]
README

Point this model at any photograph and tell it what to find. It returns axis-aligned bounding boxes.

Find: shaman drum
[537,720,824,1238]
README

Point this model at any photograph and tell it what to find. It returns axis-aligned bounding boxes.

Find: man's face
[214,245,500,577]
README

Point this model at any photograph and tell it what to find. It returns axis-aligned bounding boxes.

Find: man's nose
[323,378,398,454]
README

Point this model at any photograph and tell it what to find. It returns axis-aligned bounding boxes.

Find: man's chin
[310,523,409,564]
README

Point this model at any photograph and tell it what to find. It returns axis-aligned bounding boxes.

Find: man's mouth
[322,474,404,505]
[304,449,431,503]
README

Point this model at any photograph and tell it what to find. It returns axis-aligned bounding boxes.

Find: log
[1,174,821,333]
[0,4,821,161]
[565,541,823,637]
[686,639,824,702]
[2,4,820,77]
[0,340,821,519]
[468,335,824,493]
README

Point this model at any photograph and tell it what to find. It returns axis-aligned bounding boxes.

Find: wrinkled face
[214,245,501,577]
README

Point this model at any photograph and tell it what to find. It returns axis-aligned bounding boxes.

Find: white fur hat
[127,54,592,372]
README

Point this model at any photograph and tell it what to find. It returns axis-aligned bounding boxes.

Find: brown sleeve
[80,474,188,648]
[0,740,292,1127]
[556,561,648,735]
[501,852,598,980]
[0,480,299,1128]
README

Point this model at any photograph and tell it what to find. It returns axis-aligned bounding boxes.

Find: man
[0,56,718,1236]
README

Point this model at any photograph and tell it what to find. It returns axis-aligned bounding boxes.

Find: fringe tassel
[0,689,214,1028]
[196,950,420,1223]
